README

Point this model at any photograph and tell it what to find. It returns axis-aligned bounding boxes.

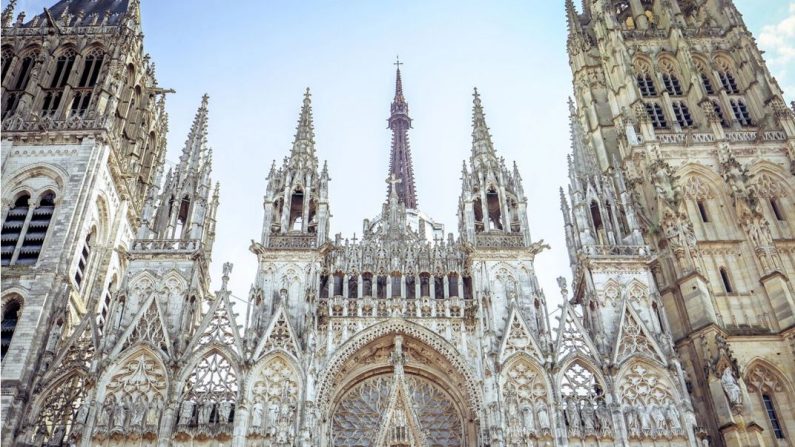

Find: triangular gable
[612,301,665,365]
[184,292,244,355]
[42,313,98,383]
[373,373,427,447]
[253,305,300,359]
[499,305,543,363]
[112,294,173,357]
[553,301,599,363]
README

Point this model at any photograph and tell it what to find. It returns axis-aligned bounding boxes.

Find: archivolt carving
[316,320,481,414]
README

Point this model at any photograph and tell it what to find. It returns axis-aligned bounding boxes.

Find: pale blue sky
[6,0,795,310]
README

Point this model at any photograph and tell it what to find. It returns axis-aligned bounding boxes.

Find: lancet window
[74,230,94,288]
[2,191,56,266]
[730,99,752,126]
[1,298,21,359]
[645,102,667,129]
[69,48,104,117]
[672,101,693,127]
[289,187,304,231]
[0,46,12,82]
[719,267,734,294]
[2,49,37,119]
[41,48,77,117]
[486,187,503,230]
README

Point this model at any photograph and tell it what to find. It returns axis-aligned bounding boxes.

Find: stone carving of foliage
[97,352,167,437]
[615,310,658,363]
[248,356,300,443]
[332,374,463,447]
[753,173,783,199]
[30,373,88,445]
[683,176,714,200]
[745,364,784,394]
[180,353,239,430]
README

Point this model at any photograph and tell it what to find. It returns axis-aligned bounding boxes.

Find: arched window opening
[348,275,358,299]
[41,49,76,117]
[473,196,484,233]
[16,191,55,265]
[718,69,739,94]
[289,188,304,231]
[645,102,667,129]
[701,73,715,94]
[697,200,709,223]
[636,74,657,97]
[405,275,416,299]
[78,49,104,88]
[434,276,444,299]
[362,273,373,297]
[319,274,330,299]
[486,188,503,230]
[448,273,459,297]
[730,99,752,126]
[1,299,21,359]
[463,276,473,300]
[1,194,31,266]
[181,353,238,428]
[711,100,729,128]
[74,231,94,288]
[391,275,402,298]
[762,394,785,439]
[333,273,344,297]
[2,51,36,119]
[420,273,431,297]
[97,278,116,334]
[175,196,190,238]
[672,101,694,127]
[1,47,13,83]
[719,267,733,294]
[590,201,604,242]
[770,198,785,221]
[662,73,683,96]
[376,275,387,299]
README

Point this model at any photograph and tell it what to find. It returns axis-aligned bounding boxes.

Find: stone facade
[0,1,792,447]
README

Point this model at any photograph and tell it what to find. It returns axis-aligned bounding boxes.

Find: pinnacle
[178,94,211,176]
[290,88,317,164]
[471,87,496,159]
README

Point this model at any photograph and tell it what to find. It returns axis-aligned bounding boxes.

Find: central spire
[386,57,418,209]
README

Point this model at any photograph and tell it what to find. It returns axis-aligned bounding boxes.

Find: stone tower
[566,0,795,446]
[0,0,169,440]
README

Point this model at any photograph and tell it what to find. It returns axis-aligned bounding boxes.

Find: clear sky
[7,0,795,314]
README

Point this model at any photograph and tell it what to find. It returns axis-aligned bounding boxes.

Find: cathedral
[1,0,794,446]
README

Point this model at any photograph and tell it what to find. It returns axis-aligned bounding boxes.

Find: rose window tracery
[331,374,463,447]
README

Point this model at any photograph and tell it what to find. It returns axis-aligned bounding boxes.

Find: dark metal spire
[386,57,418,209]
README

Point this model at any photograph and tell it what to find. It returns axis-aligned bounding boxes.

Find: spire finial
[2,0,17,27]
[471,87,496,160]
[393,56,405,104]
[386,59,417,209]
[290,88,317,165]
[177,94,211,177]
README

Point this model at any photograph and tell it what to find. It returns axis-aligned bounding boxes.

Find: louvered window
[701,73,715,94]
[16,192,55,265]
[1,194,30,266]
[719,70,739,94]
[74,232,93,288]
[730,99,752,126]
[662,73,683,95]
[1,300,21,360]
[645,102,667,129]
[672,101,694,127]
[636,74,657,97]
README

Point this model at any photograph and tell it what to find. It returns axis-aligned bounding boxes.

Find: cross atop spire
[289,87,318,169]
[470,87,497,162]
[177,94,211,179]
[386,60,418,209]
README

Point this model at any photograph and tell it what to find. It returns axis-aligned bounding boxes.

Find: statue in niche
[198,401,214,425]
[145,397,162,428]
[73,401,90,430]
[651,405,667,434]
[521,405,535,433]
[625,406,640,437]
[536,401,550,432]
[97,398,113,430]
[178,399,195,426]
[565,397,581,434]
[581,401,596,433]
[597,400,612,435]
[219,397,233,424]
[721,367,742,407]
[250,401,264,432]
[130,395,146,428]
[113,395,128,430]
[638,405,652,433]
[667,405,682,433]
[266,403,279,436]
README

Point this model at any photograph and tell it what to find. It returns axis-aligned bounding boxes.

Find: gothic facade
[0,1,792,447]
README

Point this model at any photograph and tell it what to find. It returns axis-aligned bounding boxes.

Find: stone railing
[583,245,649,258]
[268,234,316,249]
[1,112,109,133]
[475,232,524,249]
[130,239,204,254]
[319,296,474,319]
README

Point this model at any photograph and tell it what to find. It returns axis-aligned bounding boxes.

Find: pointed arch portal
[323,327,479,447]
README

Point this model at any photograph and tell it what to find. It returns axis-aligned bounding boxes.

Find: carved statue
[638,405,651,433]
[198,401,214,425]
[565,397,581,434]
[145,397,162,428]
[667,405,682,433]
[251,401,265,431]
[130,395,146,428]
[581,402,596,432]
[625,406,640,437]
[113,396,128,429]
[536,402,550,431]
[521,405,535,432]
[721,367,742,407]
[218,398,233,424]
[178,399,195,426]
[597,400,612,434]
[97,399,113,430]
[651,405,667,434]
